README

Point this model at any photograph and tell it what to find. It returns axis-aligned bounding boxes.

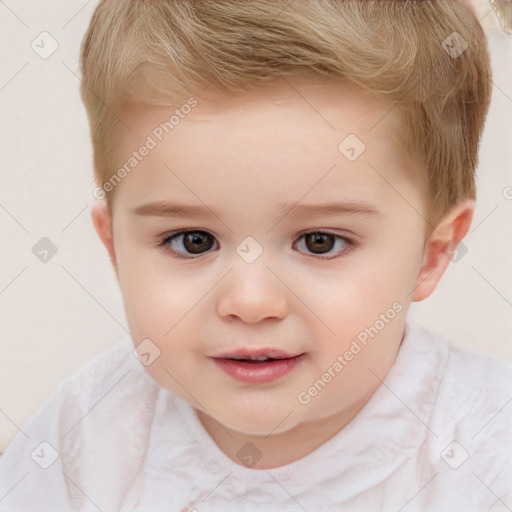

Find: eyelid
[295,227,357,239]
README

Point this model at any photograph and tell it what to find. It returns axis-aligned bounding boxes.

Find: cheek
[115,242,181,336]
[120,274,186,340]
[118,256,204,395]
[315,253,415,331]
[353,230,422,304]
[307,241,416,374]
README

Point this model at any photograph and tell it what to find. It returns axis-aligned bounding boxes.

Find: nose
[216,259,289,324]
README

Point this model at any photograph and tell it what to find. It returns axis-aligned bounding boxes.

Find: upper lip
[213,348,301,360]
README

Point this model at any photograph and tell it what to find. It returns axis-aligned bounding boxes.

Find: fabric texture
[0,320,511,511]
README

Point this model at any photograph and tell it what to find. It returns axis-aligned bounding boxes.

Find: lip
[214,348,297,360]
[212,350,305,384]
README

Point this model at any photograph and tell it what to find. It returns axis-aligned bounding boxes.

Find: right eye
[159,230,218,258]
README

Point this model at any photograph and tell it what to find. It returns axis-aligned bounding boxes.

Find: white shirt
[1,320,511,511]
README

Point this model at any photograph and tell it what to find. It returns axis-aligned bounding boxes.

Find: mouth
[212,349,305,383]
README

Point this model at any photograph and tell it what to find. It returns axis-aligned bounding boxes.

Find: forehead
[137,75,397,130]
[112,76,425,217]
[119,75,406,166]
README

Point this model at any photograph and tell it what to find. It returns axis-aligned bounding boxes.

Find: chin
[215,406,299,436]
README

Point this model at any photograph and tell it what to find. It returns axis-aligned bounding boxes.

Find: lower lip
[213,355,304,383]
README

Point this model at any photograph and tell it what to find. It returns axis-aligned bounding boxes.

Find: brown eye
[162,230,217,257]
[294,231,352,259]
[182,232,214,254]
[161,230,354,260]
[304,233,335,254]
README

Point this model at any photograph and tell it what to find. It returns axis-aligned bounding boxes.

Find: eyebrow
[131,200,382,221]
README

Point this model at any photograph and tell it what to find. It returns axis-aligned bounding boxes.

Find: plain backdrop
[1,0,511,453]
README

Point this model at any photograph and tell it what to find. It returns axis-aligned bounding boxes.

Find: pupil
[306,233,334,254]
[184,232,211,254]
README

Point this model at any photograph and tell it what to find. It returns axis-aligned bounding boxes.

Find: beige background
[1,0,511,453]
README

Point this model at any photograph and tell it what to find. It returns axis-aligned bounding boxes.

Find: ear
[91,201,118,278]
[412,198,475,302]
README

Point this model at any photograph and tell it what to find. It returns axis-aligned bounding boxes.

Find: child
[1,0,511,510]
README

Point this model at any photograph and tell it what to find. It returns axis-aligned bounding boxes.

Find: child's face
[100,77,431,437]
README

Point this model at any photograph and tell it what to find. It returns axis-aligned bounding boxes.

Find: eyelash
[157,229,357,260]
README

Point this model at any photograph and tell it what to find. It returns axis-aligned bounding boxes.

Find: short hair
[80,0,492,227]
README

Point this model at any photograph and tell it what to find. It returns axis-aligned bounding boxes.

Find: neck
[195,393,372,470]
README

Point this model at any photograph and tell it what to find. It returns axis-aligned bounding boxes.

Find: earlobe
[91,201,118,276]
[412,199,475,302]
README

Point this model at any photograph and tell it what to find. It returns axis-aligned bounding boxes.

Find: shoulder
[390,321,512,447]
[57,336,161,409]
[39,336,161,443]
[0,338,162,509]
[436,329,512,414]
[407,321,512,405]
[0,336,160,451]
[62,336,138,390]
[415,323,512,504]
[435,331,512,452]
[27,337,156,428]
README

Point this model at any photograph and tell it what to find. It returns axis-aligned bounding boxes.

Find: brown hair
[80,0,492,226]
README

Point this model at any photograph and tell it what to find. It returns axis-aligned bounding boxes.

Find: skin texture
[92,76,474,469]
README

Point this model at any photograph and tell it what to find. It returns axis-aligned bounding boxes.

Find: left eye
[159,230,353,259]
[294,232,351,258]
